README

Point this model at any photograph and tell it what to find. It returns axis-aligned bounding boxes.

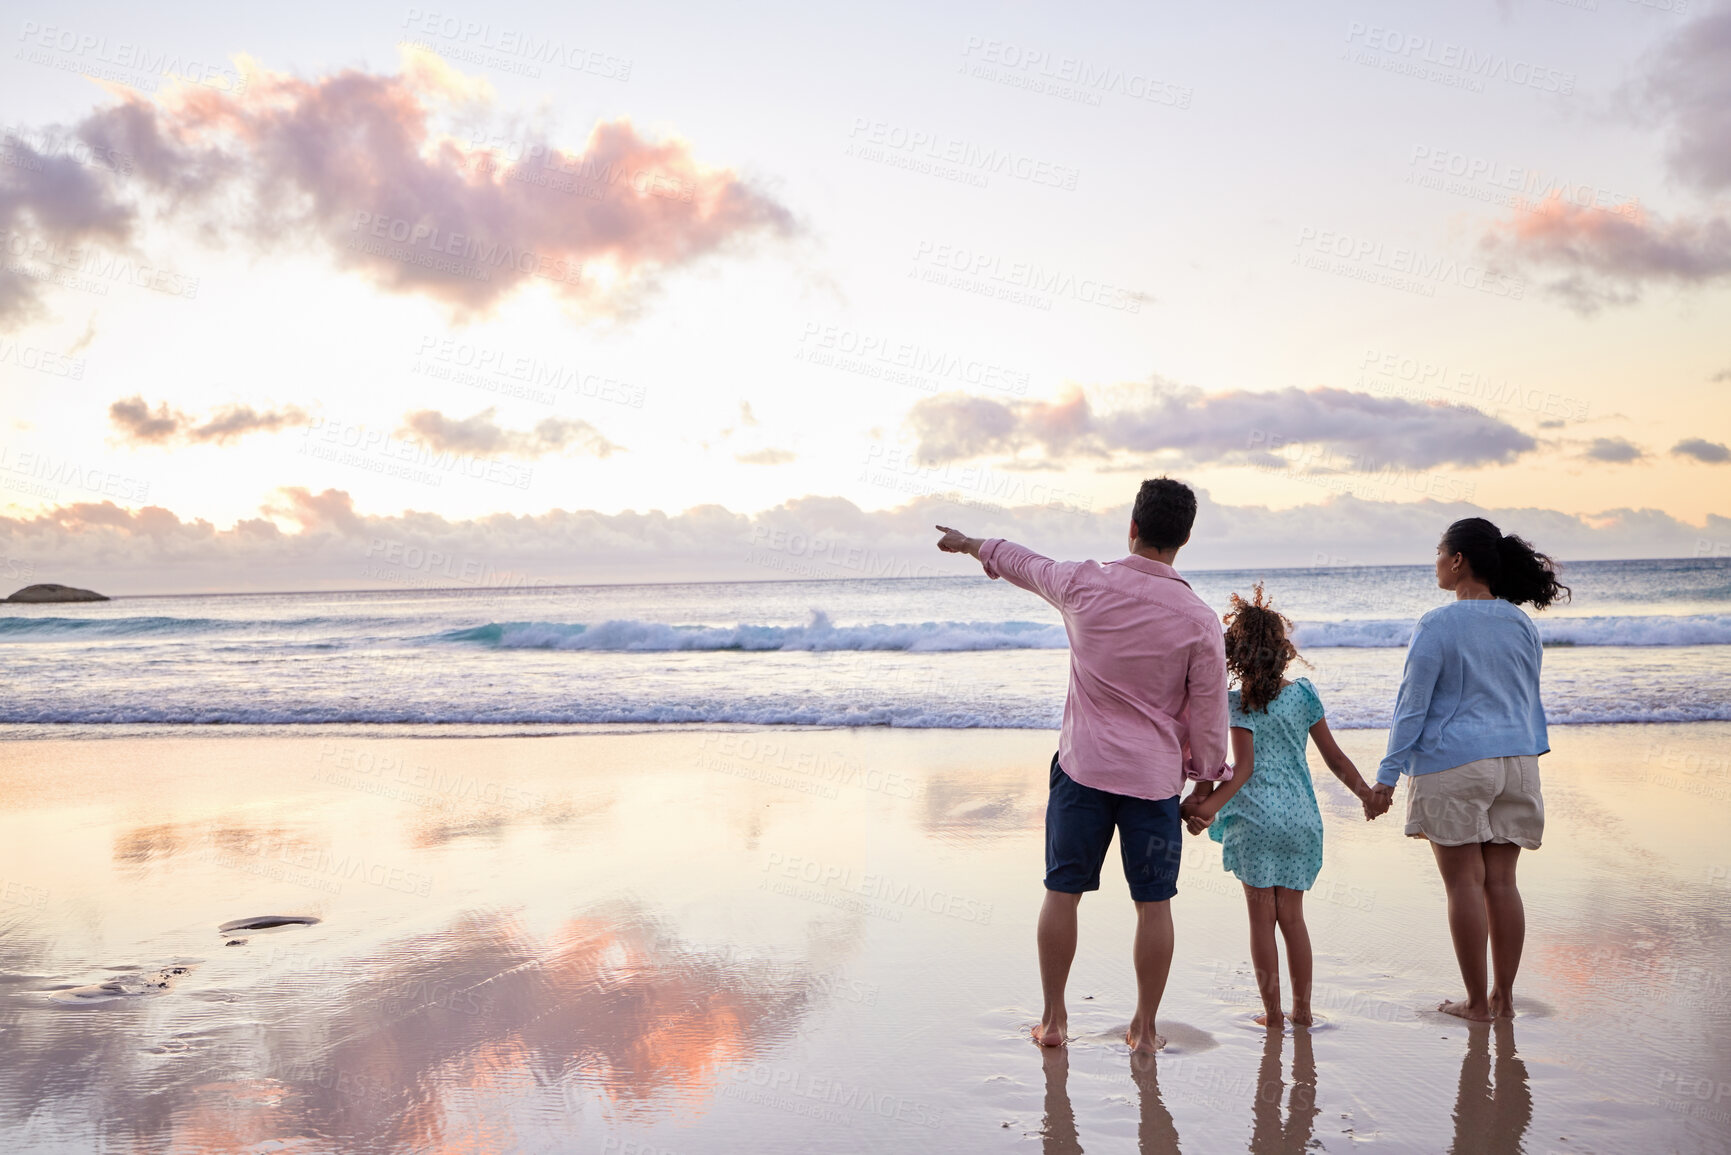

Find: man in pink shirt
[936,477,1231,1053]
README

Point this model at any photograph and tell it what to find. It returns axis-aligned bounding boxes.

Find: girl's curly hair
[1222,582,1307,713]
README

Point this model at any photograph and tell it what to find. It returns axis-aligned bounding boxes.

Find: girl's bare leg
[1482,843,1525,1017]
[1431,841,1495,1021]
[1244,884,1283,1026]
[1274,887,1313,1024]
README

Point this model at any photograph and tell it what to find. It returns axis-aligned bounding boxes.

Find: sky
[1,0,1728,593]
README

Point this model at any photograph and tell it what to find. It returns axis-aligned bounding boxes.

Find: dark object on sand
[218,915,323,934]
[5,583,109,603]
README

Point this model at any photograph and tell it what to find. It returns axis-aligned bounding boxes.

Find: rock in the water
[5,583,108,603]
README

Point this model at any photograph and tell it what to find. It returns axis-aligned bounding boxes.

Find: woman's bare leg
[1482,843,1525,1017]
[1274,888,1313,1024]
[1244,884,1283,1026]
[1431,841,1494,1021]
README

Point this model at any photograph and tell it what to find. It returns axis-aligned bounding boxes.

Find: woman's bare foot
[1289,1007,1313,1026]
[1252,1011,1285,1028]
[1033,1016,1067,1047]
[1125,1023,1166,1054]
[1438,998,1495,1022]
[1488,989,1516,1018]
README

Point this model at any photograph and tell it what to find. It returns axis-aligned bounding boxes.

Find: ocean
[2,556,1727,736]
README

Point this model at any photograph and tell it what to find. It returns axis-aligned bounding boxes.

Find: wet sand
[1,723,1727,1153]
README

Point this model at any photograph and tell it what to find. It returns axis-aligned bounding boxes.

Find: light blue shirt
[1376,599,1549,787]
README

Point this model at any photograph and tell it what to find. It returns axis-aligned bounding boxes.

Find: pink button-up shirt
[979,538,1231,801]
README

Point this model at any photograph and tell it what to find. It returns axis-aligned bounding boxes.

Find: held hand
[934,525,978,556]
[1364,783,1395,821]
[1180,796,1213,835]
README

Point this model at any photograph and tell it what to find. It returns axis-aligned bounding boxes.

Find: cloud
[735,448,795,465]
[1480,200,1731,311]
[1673,437,1731,464]
[905,381,1536,470]
[1479,4,1731,309]
[2,487,1725,595]
[1581,436,1647,463]
[1643,2,1731,194]
[108,395,309,446]
[398,408,620,459]
[0,48,793,328]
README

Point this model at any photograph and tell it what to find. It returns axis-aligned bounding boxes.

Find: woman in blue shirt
[1367,517,1569,1022]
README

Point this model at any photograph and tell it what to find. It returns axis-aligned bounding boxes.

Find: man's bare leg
[1036,890,1082,1046]
[1482,843,1525,1017]
[1126,899,1172,1053]
[1431,841,1495,1022]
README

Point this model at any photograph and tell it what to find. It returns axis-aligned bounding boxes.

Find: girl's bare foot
[1125,1023,1166,1054]
[1489,990,1516,1018]
[1252,1011,1285,1028]
[1289,1007,1313,1026]
[1438,998,1494,1022]
[1033,1016,1067,1047]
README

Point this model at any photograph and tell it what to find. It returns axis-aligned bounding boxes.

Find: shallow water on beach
[1,724,1727,1153]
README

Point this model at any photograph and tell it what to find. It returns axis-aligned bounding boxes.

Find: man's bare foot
[1289,1007,1313,1026]
[1252,1011,1285,1028]
[1488,990,1516,1018]
[1438,999,1494,1022]
[1033,1017,1067,1047]
[1125,1023,1166,1054]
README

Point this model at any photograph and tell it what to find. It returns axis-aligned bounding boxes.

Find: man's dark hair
[1131,477,1196,552]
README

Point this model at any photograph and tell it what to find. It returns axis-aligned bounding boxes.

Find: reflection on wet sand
[1449,1020,1532,1155]
[1038,1047,1181,1154]
[1249,1028,1318,1154]
[1,903,819,1153]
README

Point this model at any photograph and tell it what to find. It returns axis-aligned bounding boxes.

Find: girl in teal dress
[1182,584,1379,1027]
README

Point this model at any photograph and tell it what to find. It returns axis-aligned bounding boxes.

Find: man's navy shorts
[1045,753,1183,903]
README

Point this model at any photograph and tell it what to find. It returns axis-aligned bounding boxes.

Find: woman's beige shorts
[1404,755,1543,849]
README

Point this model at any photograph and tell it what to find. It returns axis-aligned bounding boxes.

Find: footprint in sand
[50,961,202,1004]
[218,914,322,946]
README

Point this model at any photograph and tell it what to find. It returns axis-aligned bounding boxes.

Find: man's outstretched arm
[935,525,1078,610]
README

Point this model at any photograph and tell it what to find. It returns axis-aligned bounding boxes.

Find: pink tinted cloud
[0,50,792,326]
